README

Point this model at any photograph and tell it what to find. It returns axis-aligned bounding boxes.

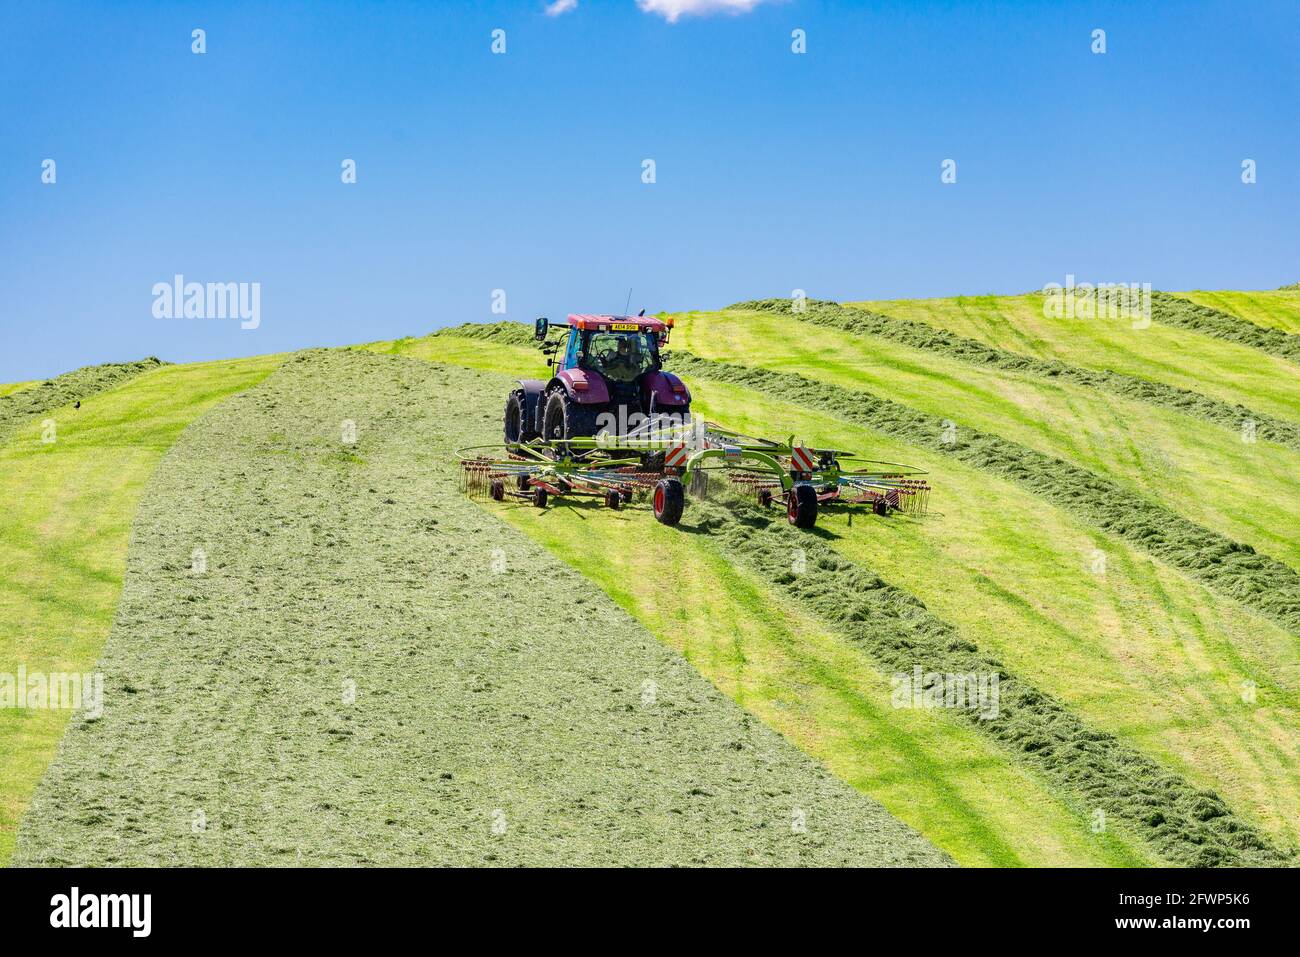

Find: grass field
[6,288,1297,868]
[1175,290,1300,335]
[852,295,1300,425]
[0,382,36,399]
[672,308,1300,571]
[371,328,1297,863]
[0,355,283,863]
[14,351,947,866]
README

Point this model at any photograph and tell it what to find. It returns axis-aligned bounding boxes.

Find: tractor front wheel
[652,478,685,526]
[787,484,818,529]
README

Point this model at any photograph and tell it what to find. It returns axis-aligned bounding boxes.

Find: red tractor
[504,314,692,446]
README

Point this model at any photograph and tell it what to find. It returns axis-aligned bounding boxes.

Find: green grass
[14,351,949,867]
[412,330,1299,846]
[0,382,36,399]
[853,295,1300,425]
[672,308,1300,571]
[1176,290,1300,335]
[375,330,1298,861]
[10,291,1298,867]
[0,354,283,864]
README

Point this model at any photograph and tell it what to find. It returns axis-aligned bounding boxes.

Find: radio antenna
[623,287,633,317]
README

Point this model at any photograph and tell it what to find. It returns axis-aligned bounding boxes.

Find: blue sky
[1,0,1296,380]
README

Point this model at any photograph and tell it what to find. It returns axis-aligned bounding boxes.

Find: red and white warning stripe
[790,445,816,472]
[665,444,688,468]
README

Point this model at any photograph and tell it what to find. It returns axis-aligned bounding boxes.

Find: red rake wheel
[653,478,685,526]
[787,484,818,529]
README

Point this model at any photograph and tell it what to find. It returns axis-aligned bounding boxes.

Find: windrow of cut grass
[1151,292,1300,363]
[687,496,1289,867]
[0,358,167,443]
[0,354,283,865]
[15,348,950,867]
[735,298,1300,452]
[1175,290,1300,335]
[665,354,1300,638]
[851,295,1300,426]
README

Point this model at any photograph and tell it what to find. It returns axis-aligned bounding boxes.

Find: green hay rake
[459,419,931,529]
[459,441,659,509]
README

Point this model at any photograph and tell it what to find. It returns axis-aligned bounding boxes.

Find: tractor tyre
[532,486,548,508]
[605,489,622,509]
[504,391,535,444]
[490,479,505,501]
[541,390,604,452]
[787,483,818,529]
[652,478,685,526]
[515,472,530,491]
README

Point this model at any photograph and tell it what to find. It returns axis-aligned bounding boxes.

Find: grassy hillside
[7,288,1297,868]
[14,350,947,867]
[1176,290,1300,335]
[370,328,1296,864]
[672,306,1300,570]
[0,355,283,863]
[852,295,1300,425]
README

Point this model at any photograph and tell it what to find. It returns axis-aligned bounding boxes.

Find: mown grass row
[1152,292,1300,363]
[665,353,1300,638]
[1175,290,1300,335]
[689,496,1289,867]
[0,358,167,443]
[737,298,1300,451]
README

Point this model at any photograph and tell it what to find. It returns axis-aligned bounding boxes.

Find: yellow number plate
[610,322,638,331]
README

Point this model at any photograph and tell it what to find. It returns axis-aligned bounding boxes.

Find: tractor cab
[509,312,690,446]
[538,314,671,379]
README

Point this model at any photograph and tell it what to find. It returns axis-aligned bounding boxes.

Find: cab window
[582,332,658,382]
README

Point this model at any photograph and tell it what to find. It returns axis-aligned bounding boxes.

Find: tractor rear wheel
[652,478,685,526]
[787,484,818,529]
[542,390,604,452]
[504,391,536,443]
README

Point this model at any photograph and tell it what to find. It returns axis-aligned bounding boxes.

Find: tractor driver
[604,336,643,382]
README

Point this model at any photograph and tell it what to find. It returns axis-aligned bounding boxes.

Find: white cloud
[545,0,578,16]
[637,0,770,23]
